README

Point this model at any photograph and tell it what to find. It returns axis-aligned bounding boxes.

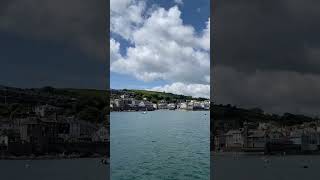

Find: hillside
[111,89,209,103]
[0,86,108,123]
[212,104,318,132]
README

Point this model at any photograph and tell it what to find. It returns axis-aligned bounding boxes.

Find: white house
[167,103,176,110]
[179,102,187,110]
[153,103,158,109]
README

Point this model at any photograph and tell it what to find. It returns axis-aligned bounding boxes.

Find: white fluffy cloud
[110,0,146,40]
[150,82,210,98]
[110,1,210,98]
[110,38,122,64]
[199,18,210,51]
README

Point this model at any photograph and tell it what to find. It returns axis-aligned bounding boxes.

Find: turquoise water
[111,111,210,180]
[0,158,109,180]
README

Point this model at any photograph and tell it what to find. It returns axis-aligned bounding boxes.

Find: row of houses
[110,98,155,111]
[214,122,320,153]
[177,100,210,110]
[111,97,210,111]
[0,104,109,155]
[0,116,108,145]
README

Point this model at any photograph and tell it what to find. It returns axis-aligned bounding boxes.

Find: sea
[111,110,210,180]
[0,158,109,180]
[212,153,320,180]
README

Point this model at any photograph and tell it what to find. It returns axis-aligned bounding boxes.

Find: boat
[142,108,147,114]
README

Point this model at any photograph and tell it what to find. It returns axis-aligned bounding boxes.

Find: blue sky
[110,0,210,98]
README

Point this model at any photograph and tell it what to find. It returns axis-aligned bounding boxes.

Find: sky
[213,0,320,116]
[110,0,210,98]
[0,0,107,89]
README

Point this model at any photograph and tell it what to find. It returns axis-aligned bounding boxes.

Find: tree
[78,106,101,123]
[41,86,55,93]
[135,94,143,100]
[8,103,24,120]
[0,103,9,117]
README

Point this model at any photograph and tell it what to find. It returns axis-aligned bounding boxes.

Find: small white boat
[142,110,147,114]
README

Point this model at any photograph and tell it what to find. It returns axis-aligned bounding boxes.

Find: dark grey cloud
[213,0,320,116]
[0,0,107,59]
[0,0,108,89]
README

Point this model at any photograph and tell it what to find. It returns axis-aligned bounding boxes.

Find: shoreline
[111,109,210,112]
[211,151,320,156]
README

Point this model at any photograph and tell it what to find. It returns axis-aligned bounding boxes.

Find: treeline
[111,89,208,103]
[0,86,109,124]
[213,104,318,127]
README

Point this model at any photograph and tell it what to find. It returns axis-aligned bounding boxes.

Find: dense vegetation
[0,86,108,124]
[111,89,208,103]
[212,104,318,130]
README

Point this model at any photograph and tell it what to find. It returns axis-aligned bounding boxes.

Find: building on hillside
[301,132,320,151]
[167,103,176,110]
[258,122,270,130]
[201,101,210,110]
[225,129,244,149]
[158,100,168,109]
[0,135,8,151]
[193,101,203,110]
[214,132,226,151]
[34,104,60,117]
[187,101,194,110]
[78,120,98,142]
[19,117,50,153]
[0,119,14,132]
[289,130,303,145]
[138,101,154,111]
[113,99,124,110]
[246,130,266,149]
[120,94,129,99]
[92,126,109,142]
[153,103,158,110]
[179,102,187,110]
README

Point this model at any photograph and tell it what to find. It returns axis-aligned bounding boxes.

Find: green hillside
[55,88,108,99]
[113,89,208,103]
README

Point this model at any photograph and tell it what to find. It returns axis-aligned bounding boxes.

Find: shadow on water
[0,159,109,180]
[211,153,320,180]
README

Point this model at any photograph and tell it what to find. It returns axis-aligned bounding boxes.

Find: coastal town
[213,105,320,155]
[110,89,210,111]
[0,86,109,159]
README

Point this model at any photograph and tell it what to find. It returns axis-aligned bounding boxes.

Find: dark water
[212,154,320,180]
[111,111,210,180]
[0,158,109,180]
